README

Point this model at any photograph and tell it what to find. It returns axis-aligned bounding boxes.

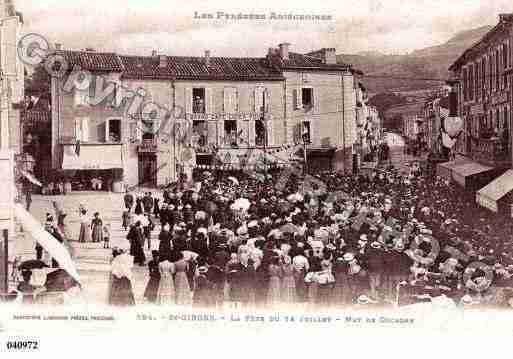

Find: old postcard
[1,0,513,356]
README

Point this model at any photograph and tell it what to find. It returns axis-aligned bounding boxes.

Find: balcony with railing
[138,138,158,153]
[470,137,511,168]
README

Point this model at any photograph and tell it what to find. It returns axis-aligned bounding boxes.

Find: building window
[496,49,500,90]
[224,120,237,147]
[489,54,493,91]
[468,64,474,101]
[302,121,311,143]
[255,120,267,147]
[462,68,468,101]
[223,87,238,114]
[192,88,205,114]
[192,120,207,149]
[481,58,486,96]
[74,117,89,142]
[107,119,121,143]
[74,88,90,107]
[302,88,314,109]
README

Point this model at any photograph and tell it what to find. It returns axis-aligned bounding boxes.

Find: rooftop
[449,13,513,72]
[120,55,284,81]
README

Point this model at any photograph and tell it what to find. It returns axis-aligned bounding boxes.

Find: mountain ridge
[338,25,494,94]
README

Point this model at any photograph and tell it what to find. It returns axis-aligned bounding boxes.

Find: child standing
[122,210,130,231]
[103,224,111,249]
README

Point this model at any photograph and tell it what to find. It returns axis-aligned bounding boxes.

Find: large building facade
[50,44,361,189]
[448,13,513,211]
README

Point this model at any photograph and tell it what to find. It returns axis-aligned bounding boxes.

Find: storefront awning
[61,144,123,170]
[476,169,513,212]
[451,162,494,187]
[436,158,473,180]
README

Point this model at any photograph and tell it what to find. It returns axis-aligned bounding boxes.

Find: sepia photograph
[1,0,513,355]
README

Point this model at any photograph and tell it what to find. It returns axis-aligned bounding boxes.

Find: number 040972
[6,340,39,350]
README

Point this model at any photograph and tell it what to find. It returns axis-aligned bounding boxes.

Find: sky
[15,0,513,57]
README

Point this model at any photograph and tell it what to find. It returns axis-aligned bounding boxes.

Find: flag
[14,204,81,284]
[75,139,81,156]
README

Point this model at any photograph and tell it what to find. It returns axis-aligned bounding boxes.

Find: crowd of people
[107,164,513,309]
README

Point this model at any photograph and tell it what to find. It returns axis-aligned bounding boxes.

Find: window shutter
[207,119,217,147]
[81,117,89,142]
[293,88,302,110]
[185,87,193,114]
[205,87,212,114]
[115,82,123,107]
[248,118,256,146]
[267,115,274,146]
[74,89,89,107]
[223,88,229,113]
[308,120,315,146]
[313,88,319,113]
[254,87,264,113]
[74,118,81,141]
[98,120,106,142]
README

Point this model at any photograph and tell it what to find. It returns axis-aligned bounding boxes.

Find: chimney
[278,43,290,60]
[55,43,62,50]
[204,50,211,67]
[151,50,158,57]
[159,55,168,68]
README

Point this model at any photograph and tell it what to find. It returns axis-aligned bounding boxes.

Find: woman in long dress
[157,256,176,305]
[109,250,136,306]
[91,212,103,243]
[143,251,161,303]
[135,197,143,215]
[173,251,192,305]
[267,257,282,307]
[281,255,296,304]
[78,209,92,243]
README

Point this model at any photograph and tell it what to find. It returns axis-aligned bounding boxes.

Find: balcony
[471,137,511,168]
[138,138,158,153]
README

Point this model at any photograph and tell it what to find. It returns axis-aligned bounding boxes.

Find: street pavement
[8,190,161,303]
[383,132,427,174]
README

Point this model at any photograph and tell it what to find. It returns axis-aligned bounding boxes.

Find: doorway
[138,153,157,187]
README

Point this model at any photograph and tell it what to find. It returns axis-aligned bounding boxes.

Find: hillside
[338,25,493,93]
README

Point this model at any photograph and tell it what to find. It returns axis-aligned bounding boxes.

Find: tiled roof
[269,52,351,71]
[57,50,124,72]
[55,48,353,79]
[120,55,284,80]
